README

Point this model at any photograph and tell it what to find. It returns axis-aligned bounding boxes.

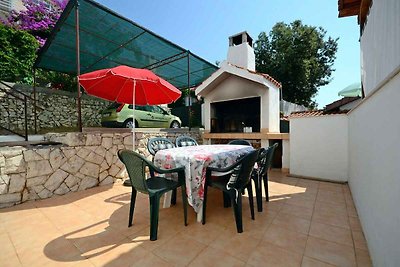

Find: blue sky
[97,0,361,108]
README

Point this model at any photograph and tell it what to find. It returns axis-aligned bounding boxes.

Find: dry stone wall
[0,83,110,133]
[0,129,202,208]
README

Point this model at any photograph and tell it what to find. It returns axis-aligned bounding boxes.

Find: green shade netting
[34,0,217,89]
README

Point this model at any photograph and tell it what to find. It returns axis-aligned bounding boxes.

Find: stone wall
[0,129,202,208]
[0,83,110,133]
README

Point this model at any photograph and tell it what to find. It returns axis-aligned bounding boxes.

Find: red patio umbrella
[78,65,182,105]
[79,66,182,186]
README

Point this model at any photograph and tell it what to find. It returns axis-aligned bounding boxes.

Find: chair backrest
[176,135,198,147]
[227,149,259,190]
[265,143,278,171]
[228,139,251,146]
[256,147,269,177]
[118,150,150,194]
[147,137,175,156]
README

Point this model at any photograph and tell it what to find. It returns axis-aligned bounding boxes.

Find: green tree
[0,24,39,83]
[255,20,338,108]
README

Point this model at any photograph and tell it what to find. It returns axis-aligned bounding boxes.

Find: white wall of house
[348,68,400,267]
[202,75,274,132]
[348,1,400,265]
[289,115,349,182]
[361,0,400,96]
[282,139,290,170]
[268,83,280,132]
[339,98,362,111]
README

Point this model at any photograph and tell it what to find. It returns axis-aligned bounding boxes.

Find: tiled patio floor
[0,171,372,267]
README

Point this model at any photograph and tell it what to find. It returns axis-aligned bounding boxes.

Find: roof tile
[289,109,349,118]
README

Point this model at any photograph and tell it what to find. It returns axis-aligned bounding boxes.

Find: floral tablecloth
[154,145,254,213]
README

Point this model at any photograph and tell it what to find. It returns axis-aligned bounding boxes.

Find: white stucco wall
[202,75,272,131]
[361,0,400,96]
[282,139,290,170]
[289,115,349,182]
[268,85,280,132]
[227,42,256,71]
[348,73,400,266]
[339,98,362,111]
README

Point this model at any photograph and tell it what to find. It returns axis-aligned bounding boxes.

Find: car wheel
[170,121,180,128]
[123,119,138,128]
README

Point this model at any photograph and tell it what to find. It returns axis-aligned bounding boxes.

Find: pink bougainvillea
[1,0,68,46]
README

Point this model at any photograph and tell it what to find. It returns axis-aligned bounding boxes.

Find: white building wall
[289,115,349,182]
[282,139,290,170]
[227,42,256,71]
[268,85,280,132]
[202,75,272,131]
[361,0,400,96]
[348,73,400,266]
[347,1,400,265]
[339,98,362,111]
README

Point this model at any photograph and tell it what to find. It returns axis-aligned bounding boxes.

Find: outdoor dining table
[153,144,254,222]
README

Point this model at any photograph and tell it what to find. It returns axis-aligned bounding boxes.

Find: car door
[148,106,170,128]
[131,105,152,127]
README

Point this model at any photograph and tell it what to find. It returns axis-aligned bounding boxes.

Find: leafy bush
[0,24,39,83]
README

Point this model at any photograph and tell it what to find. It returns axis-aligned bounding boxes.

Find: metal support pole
[187,52,191,131]
[75,0,82,132]
[24,96,28,141]
[33,68,37,134]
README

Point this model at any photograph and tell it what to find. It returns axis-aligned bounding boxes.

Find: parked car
[101,103,181,128]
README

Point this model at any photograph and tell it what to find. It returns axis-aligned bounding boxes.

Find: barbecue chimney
[226,31,255,71]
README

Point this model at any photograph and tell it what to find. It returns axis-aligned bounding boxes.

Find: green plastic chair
[252,143,278,212]
[175,135,198,147]
[202,150,259,233]
[118,150,188,241]
[228,139,252,146]
[146,137,180,205]
[147,137,175,156]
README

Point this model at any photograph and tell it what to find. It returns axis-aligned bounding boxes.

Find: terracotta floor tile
[181,221,224,245]
[272,213,311,235]
[285,196,315,209]
[304,237,356,267]
[349,216,362,231]
[263,198,285,212]
[318,182,344,193]
[275,177,299,186]
[189,246,245,267]
[309,221,353,247]
[269,182,295,194]
[209,230,262,262]
[312,210,350,229]
[291,189,318,201]
[131,251,174,267]
[301,256,336,267]
[314,201,347,216]
[241,210,277,238]
[0,232,21,266]
[153,233,206,266]
[316,190,346,206]
[280,203,314,220]
[297,179,320,189]
[352,230,368,251]
[355,248,372,267]
[247,242,303,267]
[0,176,372,267]
[346,205,358,218]
[87,239,147,267]
[262,224,308,254]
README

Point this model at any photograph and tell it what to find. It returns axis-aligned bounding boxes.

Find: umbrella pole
[132,79,136,151]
